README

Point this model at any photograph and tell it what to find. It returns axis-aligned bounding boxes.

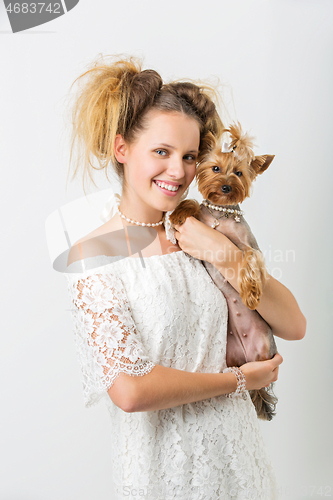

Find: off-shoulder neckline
[91,249,185,261]
[65,250,192,275]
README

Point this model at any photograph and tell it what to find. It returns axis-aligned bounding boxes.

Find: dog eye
[235,171,243,177]
[212,166,221,173]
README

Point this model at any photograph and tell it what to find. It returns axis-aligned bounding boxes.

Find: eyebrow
[154,143,199,153]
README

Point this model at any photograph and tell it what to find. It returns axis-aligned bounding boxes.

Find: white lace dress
[64,251,280,500]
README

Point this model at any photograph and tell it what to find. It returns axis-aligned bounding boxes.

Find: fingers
[173,224,179,237]
[260,354,282,388]
[272,366,279,382]
[173,217,196,231]
[268,354,282,384]
[271,353,283,367]
[241,353,283,391]
[264,366,279,387]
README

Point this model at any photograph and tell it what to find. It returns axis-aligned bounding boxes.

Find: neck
[119,194,165,226]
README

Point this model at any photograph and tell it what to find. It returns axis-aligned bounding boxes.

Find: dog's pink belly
[203,261,277,367]
[225,293,274,366]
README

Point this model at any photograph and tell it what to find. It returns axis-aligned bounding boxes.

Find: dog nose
[221,185,232,194]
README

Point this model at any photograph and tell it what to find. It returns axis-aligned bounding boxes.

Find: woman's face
[116,110,200,217]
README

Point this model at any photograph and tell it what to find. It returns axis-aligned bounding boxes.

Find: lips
[153,180,181,191]
[153,180,182,196]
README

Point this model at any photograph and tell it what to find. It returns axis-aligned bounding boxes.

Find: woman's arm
[251,274,306,341]
[108,354,283,412]
[173,218,307,341]
[68,249,284,413]
[209,234,306,341]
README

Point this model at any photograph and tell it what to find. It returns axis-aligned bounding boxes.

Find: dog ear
[251,155,275,175]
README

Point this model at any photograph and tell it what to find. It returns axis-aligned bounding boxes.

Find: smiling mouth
[153,180,181,192]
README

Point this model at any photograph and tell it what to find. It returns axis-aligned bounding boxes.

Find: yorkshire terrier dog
[167,122,278,420]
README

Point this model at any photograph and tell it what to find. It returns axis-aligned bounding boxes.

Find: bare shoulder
[67,214,123,267]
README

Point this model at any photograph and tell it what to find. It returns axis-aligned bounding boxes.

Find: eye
[184,154,197,161]
[155,149,168,156]
[212,166,221,173]
[235,171,243,177]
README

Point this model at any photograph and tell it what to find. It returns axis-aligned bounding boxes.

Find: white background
[1,0,332,499]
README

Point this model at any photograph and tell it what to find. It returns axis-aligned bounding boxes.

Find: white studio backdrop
[1,0,332,499]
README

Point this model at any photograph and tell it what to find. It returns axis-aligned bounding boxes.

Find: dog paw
[169,211,187,226]
[169,199,202,226]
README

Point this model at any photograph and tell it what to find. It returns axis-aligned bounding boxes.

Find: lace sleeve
[65,271,156,408]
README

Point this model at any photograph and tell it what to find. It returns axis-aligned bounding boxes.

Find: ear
[114,134,128,164]
[251,154,275,175]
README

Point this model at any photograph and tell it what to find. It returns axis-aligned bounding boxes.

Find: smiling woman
[113,110,200,219]
[63,54,296,499]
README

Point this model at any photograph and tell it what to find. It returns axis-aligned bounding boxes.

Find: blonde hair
[67,54,224,192]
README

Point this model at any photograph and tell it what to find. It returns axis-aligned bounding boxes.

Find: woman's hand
[240,353,283,391]
[173,217,241,266]
[173,218,306,342]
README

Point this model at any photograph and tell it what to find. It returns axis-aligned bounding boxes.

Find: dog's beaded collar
[202,199,244,226]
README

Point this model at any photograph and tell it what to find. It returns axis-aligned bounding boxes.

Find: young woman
[65,56,306,499]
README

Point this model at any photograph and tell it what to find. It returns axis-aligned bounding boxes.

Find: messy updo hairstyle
[67,55,224,192]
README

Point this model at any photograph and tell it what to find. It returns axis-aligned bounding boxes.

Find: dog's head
[197,122,274,205]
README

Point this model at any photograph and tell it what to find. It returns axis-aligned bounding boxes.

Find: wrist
[209,234,242,270]
[222,371,238,394]
[222,367,247,399]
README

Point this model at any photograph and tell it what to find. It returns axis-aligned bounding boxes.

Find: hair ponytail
[67,56,162,191]
[67,55,223,192]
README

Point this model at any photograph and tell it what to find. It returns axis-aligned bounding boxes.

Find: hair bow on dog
[221,142,237,153]
[221,142,232,153]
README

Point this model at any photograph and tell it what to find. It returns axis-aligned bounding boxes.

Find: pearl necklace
[116,206,165,227]
[202,199,244,227]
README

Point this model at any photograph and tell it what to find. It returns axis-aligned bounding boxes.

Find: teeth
[155,181,180,192]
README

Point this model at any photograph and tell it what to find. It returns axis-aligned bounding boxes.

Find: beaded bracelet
[223,367,247,399]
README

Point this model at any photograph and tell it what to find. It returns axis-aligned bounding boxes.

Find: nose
[221,185,232,194]
[166,156,186,179]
